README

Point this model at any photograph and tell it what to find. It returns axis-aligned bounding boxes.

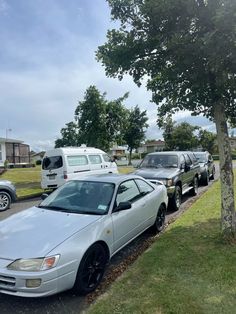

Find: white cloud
[0,0,9,15]
[0,0,216,153]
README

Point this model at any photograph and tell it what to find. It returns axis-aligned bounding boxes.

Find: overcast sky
[0,0,215,152]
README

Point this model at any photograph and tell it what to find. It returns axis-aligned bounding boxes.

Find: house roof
[0,137,24,144]
[31,151,45,157]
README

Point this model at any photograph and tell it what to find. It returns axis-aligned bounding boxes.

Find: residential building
[109,145,129,156]
[30,151,45,164]
[0,138,30,167]
[138,140,165,154]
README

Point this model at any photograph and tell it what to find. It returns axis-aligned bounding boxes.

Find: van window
[42,156,63,170]
[67,155,88,166]
[88,155,102,164]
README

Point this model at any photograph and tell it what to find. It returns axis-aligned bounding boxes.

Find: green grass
[87,173,236,314]
[0,166,135,198]
[118,166,134,174]
[1,166,41,184]
[1,166,42,198]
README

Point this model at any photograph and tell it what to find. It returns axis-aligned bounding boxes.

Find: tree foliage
[75,86,108,150]
[160,116,217,152]
[55,86,134,151]
[198,129,217,154]
[55,122,79,148]
[163,121,199,151]
[124,105,148,164]
[97,0,236,119]
[97,0,236,238]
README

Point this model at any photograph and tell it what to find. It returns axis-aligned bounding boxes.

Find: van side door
[88,154,104,174]
[66,155,91,180]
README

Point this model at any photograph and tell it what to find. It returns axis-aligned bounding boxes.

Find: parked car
[0,179,17,211]
[0,174,168,297]
[193,151,215,185]
[41,146,118,190]
[134,151,201,211]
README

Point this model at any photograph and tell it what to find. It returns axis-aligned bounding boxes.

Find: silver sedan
[0,174,168,297]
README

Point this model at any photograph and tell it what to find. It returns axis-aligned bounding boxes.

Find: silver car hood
[0,206,102,260]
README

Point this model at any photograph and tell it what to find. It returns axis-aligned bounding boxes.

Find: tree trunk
[128,148,133,166]
[214,103,236,239]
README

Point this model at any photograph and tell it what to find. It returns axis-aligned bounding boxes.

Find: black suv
[193,151,215,185]
[134,151,200,211]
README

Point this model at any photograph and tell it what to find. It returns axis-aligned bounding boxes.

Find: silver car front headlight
[7,255,60,271]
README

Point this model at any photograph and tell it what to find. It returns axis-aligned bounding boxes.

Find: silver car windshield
[140,155,178,168]
[38,180,115,215]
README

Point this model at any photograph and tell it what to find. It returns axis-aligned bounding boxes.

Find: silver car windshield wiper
[37,205,69,212]
[79,210,105,215]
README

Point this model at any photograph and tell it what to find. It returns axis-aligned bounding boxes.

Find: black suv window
[140,154,178,168]
[184,154,192,166]
[179,154,185,168]
[188,152,198,164]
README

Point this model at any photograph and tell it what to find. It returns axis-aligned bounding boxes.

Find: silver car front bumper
[0,259,77,297]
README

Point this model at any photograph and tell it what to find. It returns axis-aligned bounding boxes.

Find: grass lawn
[1,166,42,198]
[87,172,236,314]
[0,166,134,198]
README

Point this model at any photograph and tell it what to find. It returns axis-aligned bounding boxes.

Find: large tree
[55,121,79,148]
[163,121,199,150]
[56,86,130,151]
[124,105,148,164]
[97,0,236,239]
[75,86,108,150]
[198,129,217,154]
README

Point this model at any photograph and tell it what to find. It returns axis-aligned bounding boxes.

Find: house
[30,151,45,164]
[109,145,129,156]
[138,140,165,154]
[0,138,30,168]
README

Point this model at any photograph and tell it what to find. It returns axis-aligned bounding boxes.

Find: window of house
[0,144,2,161]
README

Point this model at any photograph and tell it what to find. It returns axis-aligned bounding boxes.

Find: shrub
[4,159,9,169]
[35,160,42,165]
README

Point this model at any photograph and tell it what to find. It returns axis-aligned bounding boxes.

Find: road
[0,162,229,314]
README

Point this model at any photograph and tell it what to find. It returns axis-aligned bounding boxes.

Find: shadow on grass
[15,182,41,189]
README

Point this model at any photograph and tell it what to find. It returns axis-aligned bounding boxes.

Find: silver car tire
[152,203,166,233]
[72,243,108,295]
[0,191,11,211]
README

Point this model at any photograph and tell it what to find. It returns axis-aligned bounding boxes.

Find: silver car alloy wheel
[0,192,10,211]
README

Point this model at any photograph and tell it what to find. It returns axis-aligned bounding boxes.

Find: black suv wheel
[190,176,198,196]
[170,186,181,211]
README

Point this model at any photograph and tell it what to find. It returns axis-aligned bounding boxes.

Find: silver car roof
[70,173,143,185]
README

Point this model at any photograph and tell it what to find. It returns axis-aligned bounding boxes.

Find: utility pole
[6,128,12,139]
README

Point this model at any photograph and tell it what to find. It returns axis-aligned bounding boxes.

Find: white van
[41,147,118,189]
